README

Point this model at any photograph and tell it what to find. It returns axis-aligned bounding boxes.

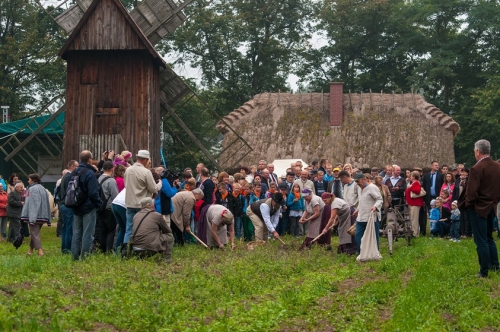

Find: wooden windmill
[1,0,251,179]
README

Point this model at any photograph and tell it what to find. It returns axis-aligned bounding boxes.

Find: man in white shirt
[339,170,359,209]
[246,193,284,241]
[354,173,383,254]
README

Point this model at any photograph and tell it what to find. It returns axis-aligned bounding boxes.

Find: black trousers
[171,221,185,245]
[98,209,117,252]
[419,205,427,236]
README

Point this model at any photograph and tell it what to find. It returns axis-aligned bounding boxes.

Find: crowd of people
[1,139,499,277]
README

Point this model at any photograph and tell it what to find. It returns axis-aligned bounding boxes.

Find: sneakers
[449,238,461,242]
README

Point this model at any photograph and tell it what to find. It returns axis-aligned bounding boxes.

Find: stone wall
[217,92,459,170]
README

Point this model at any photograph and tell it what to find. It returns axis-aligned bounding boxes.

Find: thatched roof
[216,91,460,170]
[217,92,460,136]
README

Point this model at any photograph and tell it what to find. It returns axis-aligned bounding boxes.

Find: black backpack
[97,176,113,213]
[65,168,89,208]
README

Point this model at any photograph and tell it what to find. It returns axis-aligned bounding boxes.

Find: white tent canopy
[271,159,309,179]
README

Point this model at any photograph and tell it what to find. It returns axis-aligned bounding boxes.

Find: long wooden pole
[189,232,209,249]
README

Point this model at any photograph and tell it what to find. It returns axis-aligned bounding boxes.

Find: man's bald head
[80,150,92,164]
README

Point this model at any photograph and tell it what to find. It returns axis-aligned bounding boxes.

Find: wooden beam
[160,99,222,170]
[4,104,65,161]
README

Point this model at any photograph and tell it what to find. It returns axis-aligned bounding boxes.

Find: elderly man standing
[354,173,383,254]
[69,151,102,260]
[294,170,315,195]
[129,197,174,263]
[267,163,278,184]
[124,150,162,246]
[464,139,500,278]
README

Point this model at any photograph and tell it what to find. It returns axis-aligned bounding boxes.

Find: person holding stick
[205,205,235,249]
[320,192,357,255]
[298,189,325,250]
[247,193,284,242]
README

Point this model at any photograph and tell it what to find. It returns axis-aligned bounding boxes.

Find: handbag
[12,232,24,249]
[347,222,357,236]
[410,187,426,199]
[123,211,152,258]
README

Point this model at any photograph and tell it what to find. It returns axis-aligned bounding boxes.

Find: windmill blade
[54,0,93,34]
[130,0,193,45]
[54,0,193,40]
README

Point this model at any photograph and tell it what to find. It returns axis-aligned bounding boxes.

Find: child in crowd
[242,183,256,242]
[265,182,277,198]
[450,200,461,242]
[441,189,451,210]
[429,199,439,235]
[287,183,304,237]
[232,183,245,239]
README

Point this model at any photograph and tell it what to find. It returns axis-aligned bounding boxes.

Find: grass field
[0,224,499,331]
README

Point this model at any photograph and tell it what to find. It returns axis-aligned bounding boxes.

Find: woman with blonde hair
[343,163,353,175]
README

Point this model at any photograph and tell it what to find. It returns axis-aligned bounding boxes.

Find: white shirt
[112,188,126,208]
[357,183,383,222]
[260,203,280,233]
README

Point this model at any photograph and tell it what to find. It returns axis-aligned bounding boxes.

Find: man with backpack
[67,150,102,260]
[97,161,119,253]
[59,160,78,254]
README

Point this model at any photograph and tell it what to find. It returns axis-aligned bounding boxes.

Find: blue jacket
[287,192,304,211]
[155,178,177,215]
[429,207,440,221]
[70,163,102,216]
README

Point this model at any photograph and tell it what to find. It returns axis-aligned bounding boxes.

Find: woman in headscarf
[320,191,357,255]
[299,188,325,249]
[20,174,51,256]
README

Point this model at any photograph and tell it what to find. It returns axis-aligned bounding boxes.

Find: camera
[160,169,181,186]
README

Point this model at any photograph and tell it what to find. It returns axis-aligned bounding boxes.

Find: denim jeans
[431,221,450,238]
[112,204,126,251]
[124,207,140,244]
[278,211,288,236]
[234,216,243,239]
[355,219,380,254]
[450,221,460,240]
[470,208,499,276]
[60,204,74,254]
[71,209,97,260]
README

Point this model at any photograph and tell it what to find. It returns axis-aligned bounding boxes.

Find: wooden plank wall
[64,50,160,166]
[65,0,148,51]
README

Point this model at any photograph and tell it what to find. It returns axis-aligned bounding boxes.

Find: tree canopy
[0,0,65,119]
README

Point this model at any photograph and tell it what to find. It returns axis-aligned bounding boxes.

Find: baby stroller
[382,202,412,255]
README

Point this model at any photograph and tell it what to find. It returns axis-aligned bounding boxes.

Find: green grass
[0,225,499,331]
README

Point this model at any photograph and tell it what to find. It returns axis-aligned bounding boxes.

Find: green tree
[162,0,312,114]
[298,0,406,92]
[0,0,66,119]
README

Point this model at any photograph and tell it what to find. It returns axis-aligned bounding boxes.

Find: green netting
[0,112,65,136]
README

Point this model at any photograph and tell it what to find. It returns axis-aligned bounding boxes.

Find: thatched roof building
[216,83,460,170]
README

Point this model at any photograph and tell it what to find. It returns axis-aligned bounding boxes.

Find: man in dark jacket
[6,181,24,242]
[464,140,500,278]
[70,150,102,260]
[422,161,444,210]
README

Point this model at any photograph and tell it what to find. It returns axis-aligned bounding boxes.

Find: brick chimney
[329,82,343,126]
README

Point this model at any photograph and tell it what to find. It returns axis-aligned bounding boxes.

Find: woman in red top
[406,171,424,237]
[0,183,8,241]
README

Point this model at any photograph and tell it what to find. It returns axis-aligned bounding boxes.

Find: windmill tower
[0,0,251,179]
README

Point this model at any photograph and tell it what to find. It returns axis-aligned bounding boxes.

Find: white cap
[137,150,150,159]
